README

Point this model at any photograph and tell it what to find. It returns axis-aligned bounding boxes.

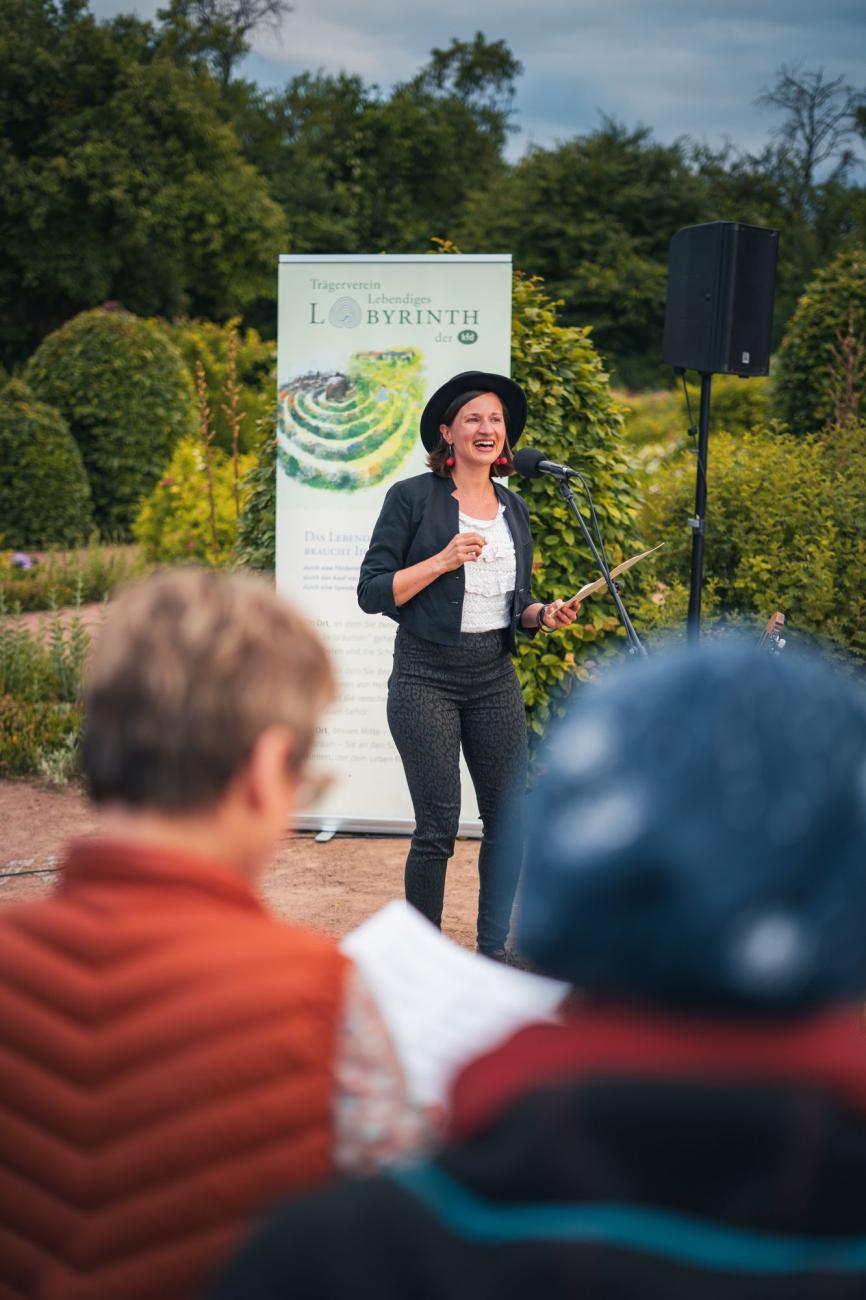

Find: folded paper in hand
[341,901,568,1109]
[567,543,664,607]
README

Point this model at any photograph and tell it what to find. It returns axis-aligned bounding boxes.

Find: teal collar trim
[393,1163,866,1276]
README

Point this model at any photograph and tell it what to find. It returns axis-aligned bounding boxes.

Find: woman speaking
[358,371,580,960]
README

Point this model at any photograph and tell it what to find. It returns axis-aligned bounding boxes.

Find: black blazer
[357,471,538,652]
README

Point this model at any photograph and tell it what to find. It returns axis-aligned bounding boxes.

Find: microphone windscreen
[512,447,545,478]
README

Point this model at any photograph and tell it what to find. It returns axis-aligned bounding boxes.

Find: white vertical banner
[276,254,513,833]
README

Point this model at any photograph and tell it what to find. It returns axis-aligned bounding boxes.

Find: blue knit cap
[517,642,866,1014]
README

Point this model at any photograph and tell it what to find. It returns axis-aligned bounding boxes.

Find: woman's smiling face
[441,392,506,470]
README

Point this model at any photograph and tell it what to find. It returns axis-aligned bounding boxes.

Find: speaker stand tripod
[686,372,712,642]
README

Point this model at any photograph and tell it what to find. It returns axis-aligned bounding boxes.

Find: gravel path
[0,779,481,947]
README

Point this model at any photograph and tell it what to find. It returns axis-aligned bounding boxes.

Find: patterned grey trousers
[387,626,528,953]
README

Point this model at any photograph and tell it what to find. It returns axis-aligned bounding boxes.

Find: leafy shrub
[0,543,144,612]
[617,388,684,448]
[637,422,866,658]
[509,274,641,731]
[618,374,770,448]
[25,309,195,535]
[774,245,866,435]
[819,420,866,660]
[0,604,91,703]
[165,317,275,454]
[0,602,91,779]
[236,433,277,571]
[0,694,82,778]
[36,731,81,788]
[134,437,255,565]
[0,381,94,548]
[709,374,772,435]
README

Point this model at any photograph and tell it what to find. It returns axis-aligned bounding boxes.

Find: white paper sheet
[341,901,569,1108]
[566,542,664,606]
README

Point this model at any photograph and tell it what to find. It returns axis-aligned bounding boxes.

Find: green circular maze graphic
[278,349,424,491]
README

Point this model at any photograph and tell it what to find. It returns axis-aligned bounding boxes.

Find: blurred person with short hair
[0,569,419,1300]
[213,641,866,1300]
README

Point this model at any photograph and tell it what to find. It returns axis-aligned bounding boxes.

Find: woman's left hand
[542,598,581,630]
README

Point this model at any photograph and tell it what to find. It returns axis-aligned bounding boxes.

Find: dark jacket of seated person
[212,642,866,1300]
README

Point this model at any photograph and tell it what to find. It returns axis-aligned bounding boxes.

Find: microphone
[512,447,580,480]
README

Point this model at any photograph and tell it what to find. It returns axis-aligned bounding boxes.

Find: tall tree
[232,72,371,253]
[755,62,865,216]
[0,0,286,364]
[157,0,293,88]
[409,32,522,147]
[456,119,708,385]
[235,36,520,257]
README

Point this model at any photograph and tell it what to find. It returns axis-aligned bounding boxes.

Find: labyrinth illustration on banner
[277,348,424,491]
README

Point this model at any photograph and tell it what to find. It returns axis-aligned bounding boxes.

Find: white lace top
[458,503,516,633]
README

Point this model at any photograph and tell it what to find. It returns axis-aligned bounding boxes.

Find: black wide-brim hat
[419,371,528,452]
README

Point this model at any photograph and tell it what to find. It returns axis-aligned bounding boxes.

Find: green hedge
[26,309,195,536]
[235,433,277,572]
[639,420,866,659]
[619,374,771,448]
[774,245,866,435]
[509,273,641,731]
[0,381,94,548]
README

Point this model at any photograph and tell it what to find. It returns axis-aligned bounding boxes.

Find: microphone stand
[554,477,647,658]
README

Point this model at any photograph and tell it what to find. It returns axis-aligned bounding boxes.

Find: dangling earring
[444,442,455,468]
[496,455,508,466]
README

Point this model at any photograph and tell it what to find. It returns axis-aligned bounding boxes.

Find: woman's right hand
[438,532,487,572]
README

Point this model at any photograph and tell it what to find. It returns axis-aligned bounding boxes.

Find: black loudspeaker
[662,221,779,376]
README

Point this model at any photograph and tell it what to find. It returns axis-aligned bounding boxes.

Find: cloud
[89,0,866,157]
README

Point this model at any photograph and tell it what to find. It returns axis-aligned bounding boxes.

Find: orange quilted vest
[0,838,348,1300]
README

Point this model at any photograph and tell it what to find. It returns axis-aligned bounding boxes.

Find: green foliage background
[633,413,866,663]
[0,607,89,777]
[774,245,866,434]
[509,275,640,731]
[235,432,277,572]
[166,317,275,454]
[0,381,94,548]
[25,309,195,535]
[0,694,81,778]
[134,436,255,565]
[0,0,286,360]
[641,427,839,627]
[619,375,771,447]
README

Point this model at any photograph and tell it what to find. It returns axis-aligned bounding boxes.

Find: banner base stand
[291,816,482,840]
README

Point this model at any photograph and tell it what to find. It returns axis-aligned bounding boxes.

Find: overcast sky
[90,0,866,161]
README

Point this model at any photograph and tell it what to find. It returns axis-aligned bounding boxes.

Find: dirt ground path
[0,780,481,948]
[11,602,106,637]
